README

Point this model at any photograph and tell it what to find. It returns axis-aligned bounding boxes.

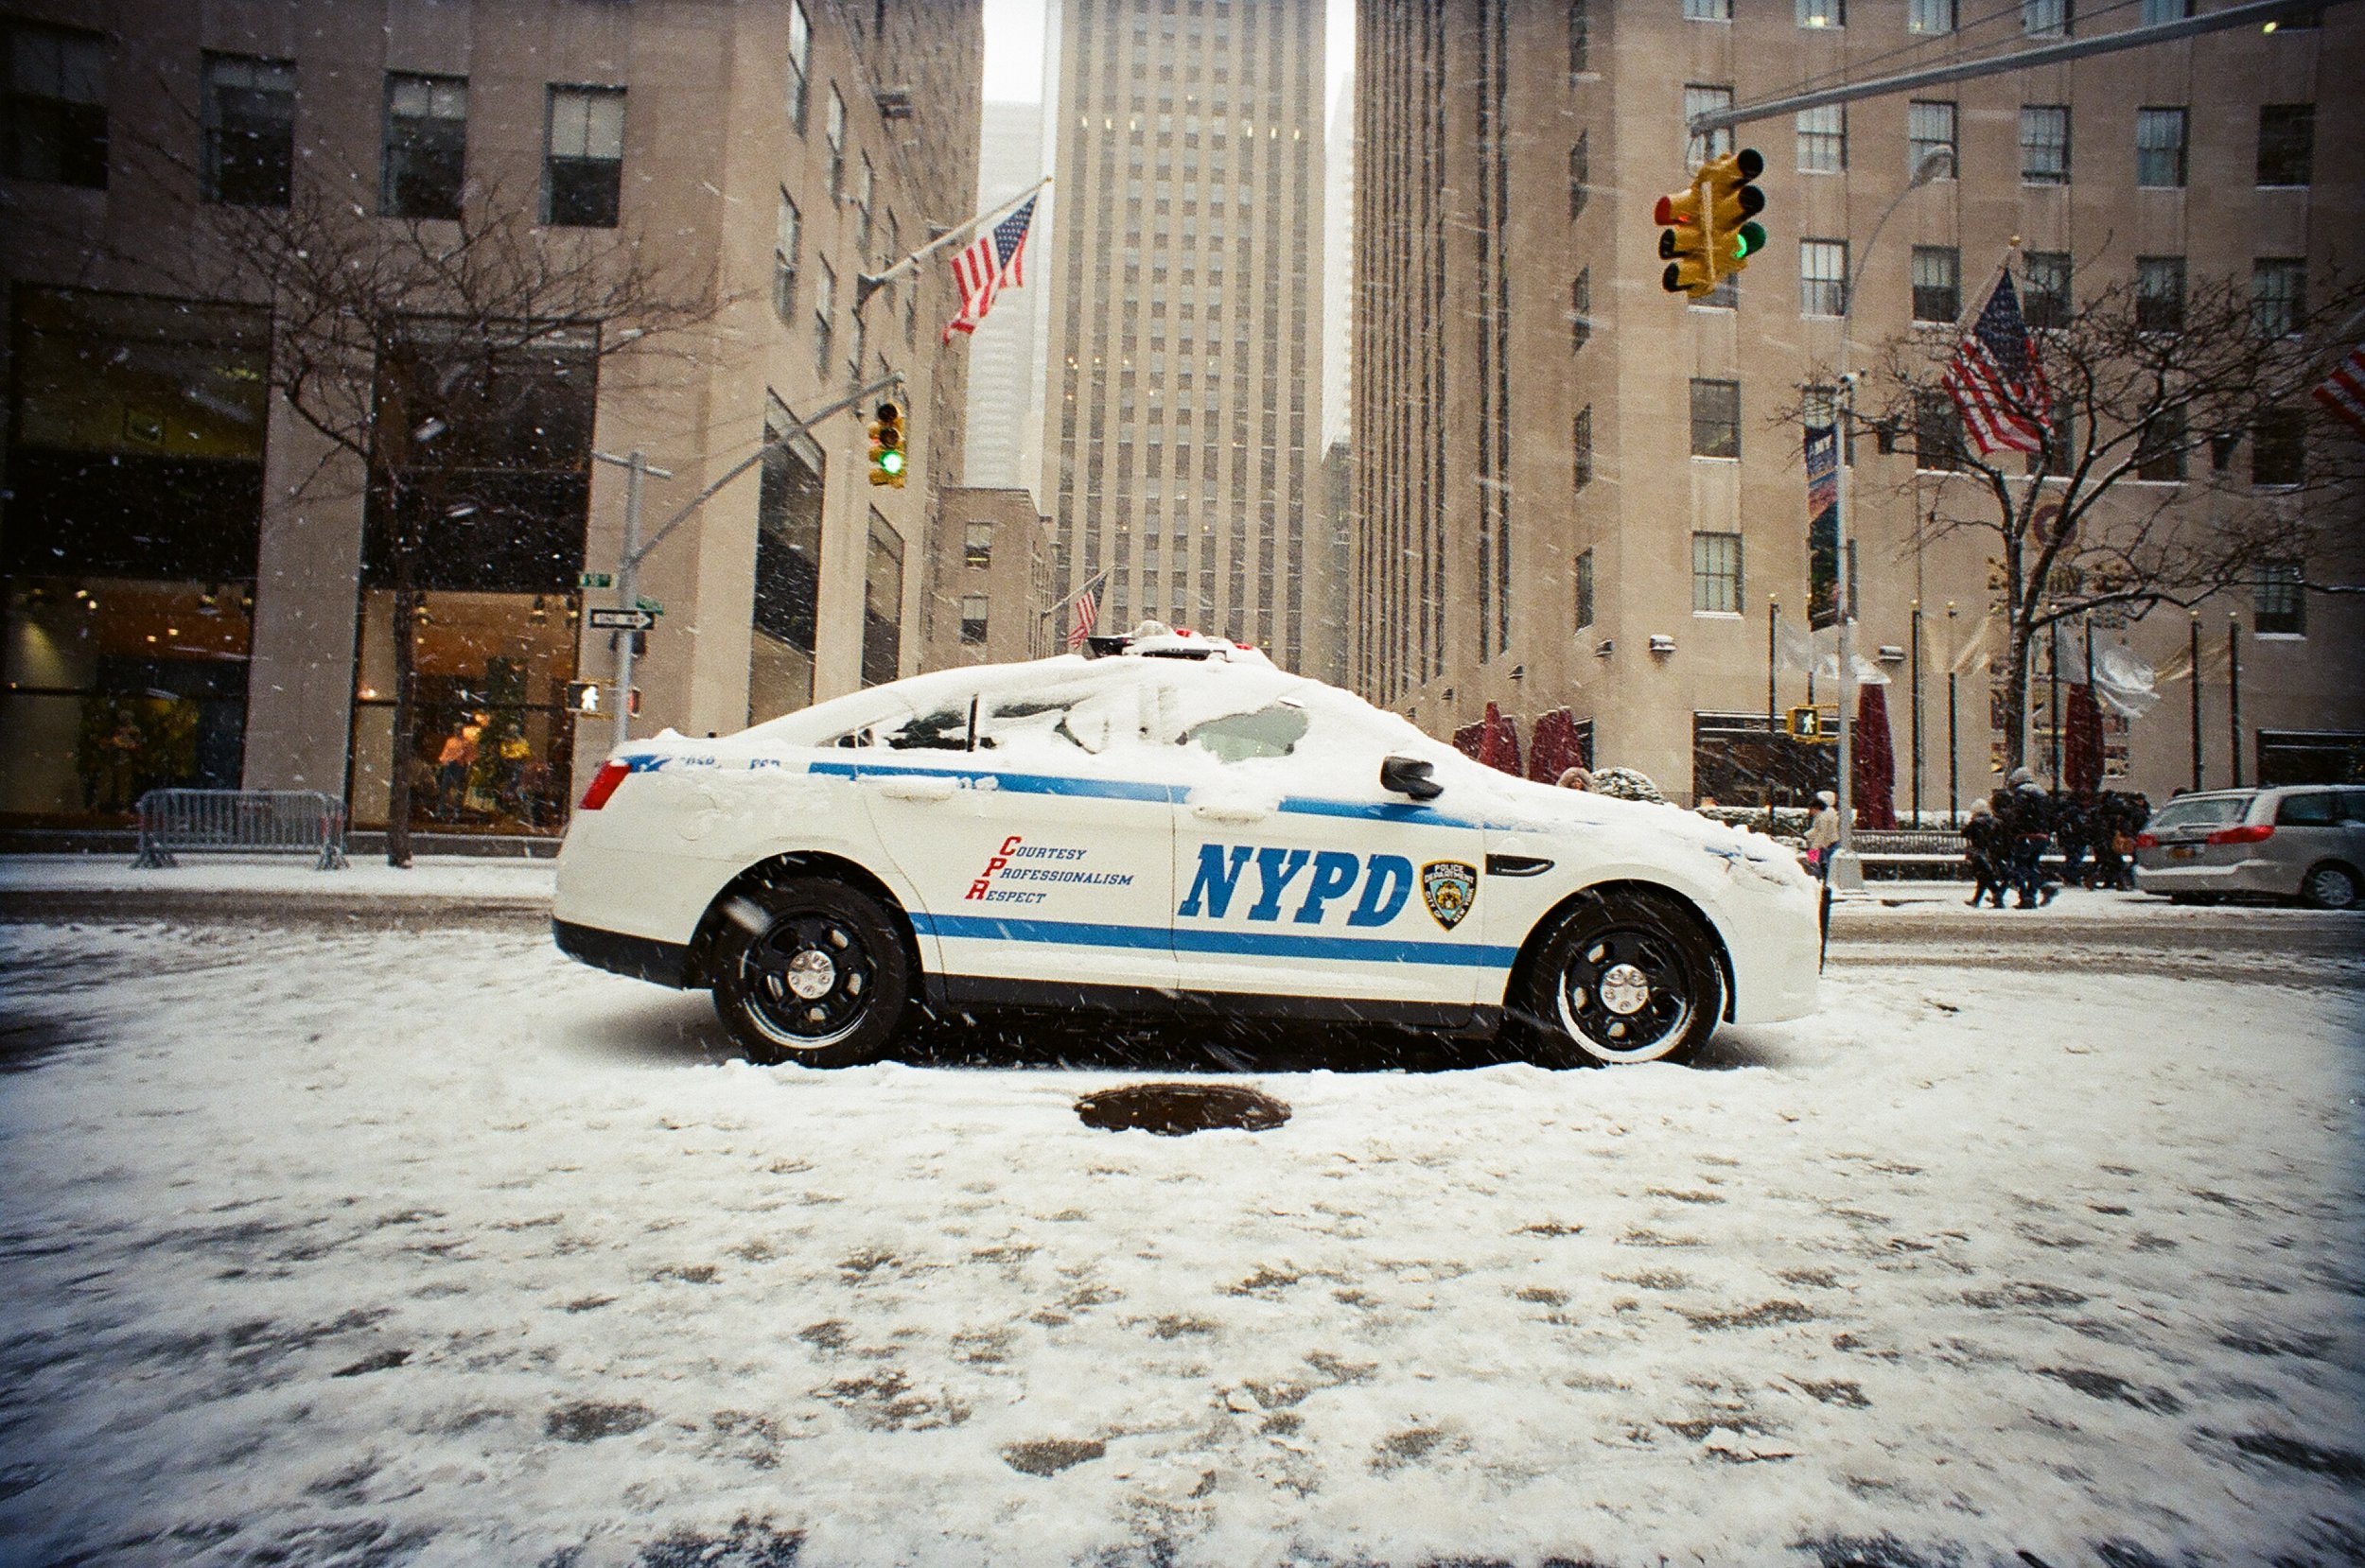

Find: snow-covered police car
[553,625,1819,1067]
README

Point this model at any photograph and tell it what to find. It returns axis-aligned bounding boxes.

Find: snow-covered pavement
[2,913,2360,1567]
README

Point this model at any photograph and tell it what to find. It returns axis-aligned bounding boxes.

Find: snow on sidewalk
[1,920,2359,1567]
[0,852,554,902]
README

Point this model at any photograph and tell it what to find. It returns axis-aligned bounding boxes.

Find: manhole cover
[1076,1082,1291,1136]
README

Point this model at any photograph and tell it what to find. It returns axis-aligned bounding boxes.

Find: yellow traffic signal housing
[1701,148,1768,274]
[1655,183,1716,298]
[867,401,907,488]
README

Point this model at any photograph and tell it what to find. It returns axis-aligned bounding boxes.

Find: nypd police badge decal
[1421,861,1478,931]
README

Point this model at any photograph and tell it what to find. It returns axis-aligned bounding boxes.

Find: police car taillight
[580,760,630,810]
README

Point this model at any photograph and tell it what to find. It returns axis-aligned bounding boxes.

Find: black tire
[2300,862,2359,912]
[1517,888,1725,1067]
[710,876,911,1067]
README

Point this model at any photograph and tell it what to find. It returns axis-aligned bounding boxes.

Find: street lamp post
[1828,147,1953,891]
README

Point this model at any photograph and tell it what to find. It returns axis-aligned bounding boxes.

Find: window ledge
[1689,454,1741,463]
[1691,610,1743,620]
[2252,632,2306,641]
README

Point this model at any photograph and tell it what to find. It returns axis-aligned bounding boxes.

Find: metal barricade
[133,790,350,870]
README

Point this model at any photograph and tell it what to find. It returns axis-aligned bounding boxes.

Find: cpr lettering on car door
[1163,692,1491,1007]
[844,665,1178,997]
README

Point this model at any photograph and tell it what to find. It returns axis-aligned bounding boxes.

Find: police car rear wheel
[1523,890,1722,1067]
[712,878,910,1068]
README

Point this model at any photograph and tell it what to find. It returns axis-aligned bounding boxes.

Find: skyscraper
[1042,0,1323,668]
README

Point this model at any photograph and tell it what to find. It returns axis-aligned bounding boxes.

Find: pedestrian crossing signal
[1787,705,1839,742]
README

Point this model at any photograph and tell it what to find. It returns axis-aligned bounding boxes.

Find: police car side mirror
[1380,756,1444,802]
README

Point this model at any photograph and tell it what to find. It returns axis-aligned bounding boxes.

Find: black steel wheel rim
[1556,927,1694,1058]
[741,911,877,1050]
[2309,866,2356,909]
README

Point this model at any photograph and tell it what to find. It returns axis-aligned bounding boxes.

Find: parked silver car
[2133,786,2364,910]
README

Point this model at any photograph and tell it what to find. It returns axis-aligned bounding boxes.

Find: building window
[2021,105,2069,184]
[2142,0,2192,19]
[382,73,466,219]
[752,393,825,718]
[861,514,904,688]
[1690,379,1740,459]
[201,56,294,207]
[1684,84,1733,167]
[1574,549,1596,629]
[1908,0,1956,30]
[1692,532,1743,614]
[1796,104,1846,173]
[1915,391,1963,471]
[2252,410,2305,488]
[1702,273,1739,311]
[1573,407,1593,492]
[2023,251,2071,329]
[853,154,875,258]
[774,192,800,323]
[1797,0,1843,26]
[1908,100,1956,177]
[1569,268,1591,352]
[1800,239,1848,317]
[1685,0,1731,19]
[826,87,847,203]
[964,521,993,568]
[2023,0,2070,36]
[2136,256,2185,332]
[2252,258,2304,337]
[815,259,836,382]
[2134,107,2186,188]
[960,594,990,644]
[544,86,624,228]
[2136,404,2186,481]
[1912,246,1960,323]
[1568,132,1588,220]
[786,0,811,133]
[1568,0,1590,76]
[2257,104,2314,187]
[2253,561,2304,636]
[3,23,107,188]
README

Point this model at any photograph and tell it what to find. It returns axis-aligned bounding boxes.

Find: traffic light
[867,402,907,488]
[1656,182,1715,298]
[1702,148,1767,274]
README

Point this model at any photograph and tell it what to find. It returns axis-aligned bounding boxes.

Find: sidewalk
[0,854,554,926]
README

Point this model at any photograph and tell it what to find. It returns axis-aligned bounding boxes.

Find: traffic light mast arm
[1685,0,2350,137]
[626,369,904,571]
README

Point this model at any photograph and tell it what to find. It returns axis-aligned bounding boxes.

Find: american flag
[2313,340,2365,440]
[942,194,1036,344]
[1064,583,1100,652]
[1941,271,2054,458]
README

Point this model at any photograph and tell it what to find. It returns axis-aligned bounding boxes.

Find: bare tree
[1850,268,2364,773]
[52,90,719,865]
[202,184,711,864]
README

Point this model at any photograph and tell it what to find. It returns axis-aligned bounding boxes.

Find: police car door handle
[1192,802,1271,824]
[872,775,959,802]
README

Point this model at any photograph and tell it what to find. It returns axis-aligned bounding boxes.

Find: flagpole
[2189,610,2203,791]
[1945,601,1959,828]
[856,176,1052,311]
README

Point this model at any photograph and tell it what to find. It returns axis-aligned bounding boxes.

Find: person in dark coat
[2053,790,2093,890]
[2003,767,2056,908]
[1962,797,2007,908]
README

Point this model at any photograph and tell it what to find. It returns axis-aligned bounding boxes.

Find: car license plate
[2169,845,2199,862]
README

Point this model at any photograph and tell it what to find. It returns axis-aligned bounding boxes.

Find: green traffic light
[1735,220,1767,259]
[880,450,905,475]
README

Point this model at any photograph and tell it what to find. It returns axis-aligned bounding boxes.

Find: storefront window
[2,288,267,823]
[2,577,254,821]
[349,589,580,832]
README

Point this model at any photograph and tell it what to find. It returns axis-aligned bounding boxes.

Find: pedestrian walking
[2002,767,2056,908]
[1805,790,1840,880]
[1961,797,2007,907]
[2054,790,2093,890]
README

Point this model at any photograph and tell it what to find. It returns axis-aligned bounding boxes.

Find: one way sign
[587,607,657,632]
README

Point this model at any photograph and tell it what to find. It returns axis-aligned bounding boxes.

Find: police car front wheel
[711,877,911,1068]
[1521,889,1723,1067]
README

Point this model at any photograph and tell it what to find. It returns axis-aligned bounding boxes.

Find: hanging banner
[1805,424,1841,629]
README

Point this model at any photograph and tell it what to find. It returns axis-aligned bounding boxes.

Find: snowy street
[1,869,2360,1567]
